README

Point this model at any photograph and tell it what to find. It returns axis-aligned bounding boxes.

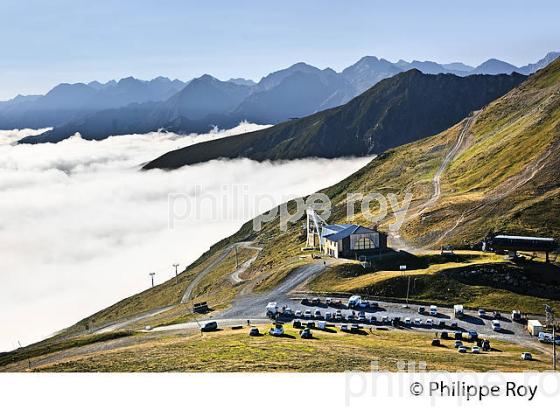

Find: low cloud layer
[0,124,372,351]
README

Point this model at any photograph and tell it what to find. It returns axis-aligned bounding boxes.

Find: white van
[430,305,438,316]
[348,295,362,308]
[266,302,278,314]
[492,320,501,331]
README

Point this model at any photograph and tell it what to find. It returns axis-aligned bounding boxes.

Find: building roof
[494,235,555,242]
[528,320,543,326]
[323,224,377,242]
[322,224,354,233]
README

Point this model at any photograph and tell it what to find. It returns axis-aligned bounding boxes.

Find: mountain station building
[321,224,387,259]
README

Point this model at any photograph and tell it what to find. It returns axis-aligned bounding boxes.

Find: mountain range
[143,70,526,169]
[6,51,559,144]
[0,77,187,130]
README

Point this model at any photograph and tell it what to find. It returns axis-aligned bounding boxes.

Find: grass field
[0,331,133,369]
[32,326,548,372]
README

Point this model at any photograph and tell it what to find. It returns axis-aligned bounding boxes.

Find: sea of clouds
[0,124,373,351]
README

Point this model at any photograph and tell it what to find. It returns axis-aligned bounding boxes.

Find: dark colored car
[249,327,260,336]
[441,331,449,339]
[431,339,441,346]
[300,328,313,339]
[293,320,303,329]
[201,321,218,332]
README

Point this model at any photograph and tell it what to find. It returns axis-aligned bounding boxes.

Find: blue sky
[0,0,558,99]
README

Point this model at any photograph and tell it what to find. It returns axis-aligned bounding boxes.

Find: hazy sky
[0,0,559,99]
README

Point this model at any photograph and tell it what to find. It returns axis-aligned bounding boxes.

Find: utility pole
[173,263,180,285]
[149,272,155,288]
[545,304,556,371]
[400,265,409,307]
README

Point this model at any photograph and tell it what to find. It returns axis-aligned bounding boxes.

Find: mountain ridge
[7,52,559,143]
[143,70,527,170]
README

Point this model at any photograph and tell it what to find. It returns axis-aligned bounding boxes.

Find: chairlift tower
[306,208,327,251]
[172,263,180,285]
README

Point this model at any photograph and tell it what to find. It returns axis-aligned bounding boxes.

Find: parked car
[471,346,481,354]
[300,328,313,339]
[312,297,321,305]
[295,310,302,318]
[493,311,502,320]
[358,311,366,321]
[450,321,458,328]
[266,302,278,317]
[325,312,333,321]
[414,318,422,326]
[348,295,362,308]
[458,346,467,353]
[304,310,312,319]
[418,306,426,315]
[437,320,447,328]
[511,310,522,322]
[325,297,332,305]
[454,340,463,348]
[468,330,479,340]
[293,320,303,329]
[425,319,433,327]
[306,321,315,328]
[350,323,360,333]
[482,339,491,351]
[335,310,343,320]
[314,309,322,318]
[381,316,389,323]
[249,327,260,336]
[429,305,438,316]
[404,317,412,326]
[269,324,284,337]
[283,307,293,316]
[391,317,401,327]
[521,352,533,361]
[492,320,501,331]
[201,321,218,332]
[347,312,356,321]
[333,299,342,306]
[358,300,370,309]
[478,309,486,318]
[431,339,441,346]
[441,331,449,339]
[340,324,349,332]
[454,331,463,340]
[369,316,377,324]
[301,298,309,305]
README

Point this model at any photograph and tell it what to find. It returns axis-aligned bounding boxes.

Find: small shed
[528,319,544,336]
